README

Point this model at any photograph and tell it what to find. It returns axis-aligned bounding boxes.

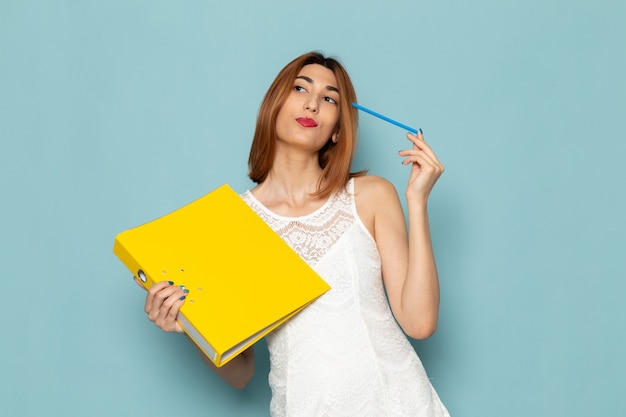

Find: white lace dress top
[241,178,450,417]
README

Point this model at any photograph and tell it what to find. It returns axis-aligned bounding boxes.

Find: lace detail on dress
[241,184,354,266]
[240,178,450,417]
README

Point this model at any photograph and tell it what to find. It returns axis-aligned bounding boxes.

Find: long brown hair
[247,51,365,198]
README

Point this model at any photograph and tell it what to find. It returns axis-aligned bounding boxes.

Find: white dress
[241,178,450,417]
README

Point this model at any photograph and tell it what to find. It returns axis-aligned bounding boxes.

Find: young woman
[138,52,450,416]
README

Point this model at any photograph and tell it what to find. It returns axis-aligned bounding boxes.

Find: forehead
[297,64,338,89]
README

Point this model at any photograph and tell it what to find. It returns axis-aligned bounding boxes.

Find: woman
[139,52,449,416]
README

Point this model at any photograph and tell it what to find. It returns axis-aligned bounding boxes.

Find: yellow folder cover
[113,184,330,367]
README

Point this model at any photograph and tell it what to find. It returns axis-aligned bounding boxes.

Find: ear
[331,130,339,144]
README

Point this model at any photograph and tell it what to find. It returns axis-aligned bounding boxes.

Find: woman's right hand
[134,278,187,333]
[133,277,255,388]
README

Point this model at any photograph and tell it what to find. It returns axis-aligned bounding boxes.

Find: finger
[133,276,147,290]
[145,281,177,315]
[402,144,444,175]
[402,153,444,179]
[400,148,437,168]
[406,153,444,174]
[155,294,186,332]
[405,132,442,166]
[405,132,437,159]
[402,154,431,169]
[166,297,186,325]
[146,285,182,320]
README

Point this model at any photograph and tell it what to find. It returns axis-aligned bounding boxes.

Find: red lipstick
[296,117,318,128]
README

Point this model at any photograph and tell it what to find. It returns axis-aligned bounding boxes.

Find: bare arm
[355,130,443,339]
[195,344,255,389]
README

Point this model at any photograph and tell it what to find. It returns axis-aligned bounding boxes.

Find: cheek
[280,93,299,112]
[325,111,340,133]
[275,102,291,125]
[274,106,294,141]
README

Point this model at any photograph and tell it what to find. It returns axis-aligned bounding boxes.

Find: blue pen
[352,102,418,134]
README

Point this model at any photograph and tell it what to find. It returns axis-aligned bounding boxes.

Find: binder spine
[113,236,157,289]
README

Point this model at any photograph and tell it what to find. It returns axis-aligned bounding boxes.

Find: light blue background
[1,0,624,416]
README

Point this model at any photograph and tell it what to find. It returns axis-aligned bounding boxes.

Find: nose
[305,99,318,113]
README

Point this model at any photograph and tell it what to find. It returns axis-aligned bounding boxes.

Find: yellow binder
[113,184,330,367]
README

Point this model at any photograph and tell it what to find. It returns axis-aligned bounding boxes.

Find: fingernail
[168,281,174,285]
[419,128,423,134]
[179,295,186,301]
[178,285,186,289]
[183,288,189,294]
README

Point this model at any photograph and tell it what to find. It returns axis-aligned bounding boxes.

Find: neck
[252,149,328,214]
[264,147,325,193]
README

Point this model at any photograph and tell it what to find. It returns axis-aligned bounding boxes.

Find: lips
[296,117,318,128]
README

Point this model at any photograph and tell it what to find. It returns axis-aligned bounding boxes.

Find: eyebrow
[296,75,339,94]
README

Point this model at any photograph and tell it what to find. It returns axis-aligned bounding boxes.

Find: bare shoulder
[354,175,400,204]
[353,176,402,237]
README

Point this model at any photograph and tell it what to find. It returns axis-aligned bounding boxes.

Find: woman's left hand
[399,129,444,204]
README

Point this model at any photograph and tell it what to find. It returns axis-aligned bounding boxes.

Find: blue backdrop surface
[1,0,625,416]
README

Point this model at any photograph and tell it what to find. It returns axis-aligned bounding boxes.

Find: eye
[294,85,306,93]
[323,96,337,104]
